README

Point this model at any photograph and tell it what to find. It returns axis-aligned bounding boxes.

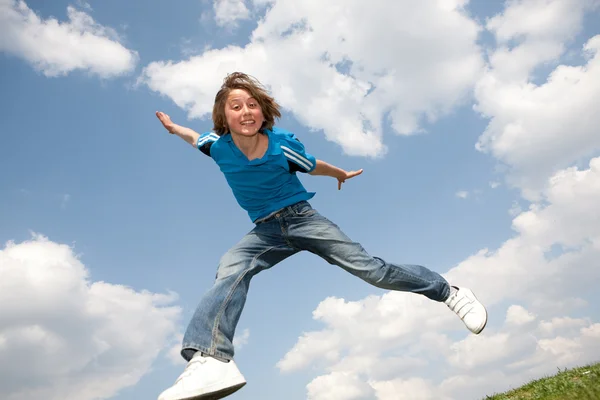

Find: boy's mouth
[241,120,255,126]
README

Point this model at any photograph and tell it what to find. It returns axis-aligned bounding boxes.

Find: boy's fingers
[347,170,363,179]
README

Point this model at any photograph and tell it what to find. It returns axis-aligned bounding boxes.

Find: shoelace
[175,356,207,384]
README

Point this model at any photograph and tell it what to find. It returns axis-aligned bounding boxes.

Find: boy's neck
[231,131,268,161]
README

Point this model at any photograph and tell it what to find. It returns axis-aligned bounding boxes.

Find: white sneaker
[444,287,488,334]
[158,352,246,400]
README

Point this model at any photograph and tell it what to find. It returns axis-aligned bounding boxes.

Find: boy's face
[225,88,265,137]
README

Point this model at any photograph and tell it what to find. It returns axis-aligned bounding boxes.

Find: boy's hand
[337,169,363,190]
[156,111,176,133]
[155,111,200,146]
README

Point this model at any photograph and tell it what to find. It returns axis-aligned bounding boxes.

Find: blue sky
[1,0,600,399]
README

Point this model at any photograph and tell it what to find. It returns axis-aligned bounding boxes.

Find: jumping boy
[155,72,487,400]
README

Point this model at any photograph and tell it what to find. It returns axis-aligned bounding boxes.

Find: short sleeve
[280,133,317,173]
[196,132,220,157]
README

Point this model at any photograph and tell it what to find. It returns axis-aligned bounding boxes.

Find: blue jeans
[181,201,451,362]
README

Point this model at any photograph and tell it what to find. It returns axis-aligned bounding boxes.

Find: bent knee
[215,252,249,280]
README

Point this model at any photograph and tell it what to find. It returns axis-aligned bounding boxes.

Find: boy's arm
[309,159,363,190]
[156,111,200,147]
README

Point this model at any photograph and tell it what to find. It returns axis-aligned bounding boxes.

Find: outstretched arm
[156,111,200,147]
[309,159,363,190]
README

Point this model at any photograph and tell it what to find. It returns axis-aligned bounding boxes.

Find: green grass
[484,362,600,400]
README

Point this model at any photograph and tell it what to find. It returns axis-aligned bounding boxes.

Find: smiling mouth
[241,121,255,126]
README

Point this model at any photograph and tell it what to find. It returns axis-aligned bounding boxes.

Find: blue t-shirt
[196,127,317,222]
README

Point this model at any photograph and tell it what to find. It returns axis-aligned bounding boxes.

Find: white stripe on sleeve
[281,145,314,171]
[284,151,311,171]
[198,132,219,147]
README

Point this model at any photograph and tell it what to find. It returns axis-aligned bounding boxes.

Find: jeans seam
[209,244,290,355]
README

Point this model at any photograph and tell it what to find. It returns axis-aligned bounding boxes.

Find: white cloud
[0,235,181,400]
[505,305,536,326]
[277,327,343,372]
[455,191,469,199]
[371,377,445,400]
[141,0,483,157]
[582,323,600,339]
[538,316,590,336]
[283,298,600,399]
[214,0,250,27]
[277,293,453,376]
[485,0,596,82]
[475,0,600,199]
[0,0,138,77]
[490,181,501,189]
[448,331,537,371]
[307,372,376,400]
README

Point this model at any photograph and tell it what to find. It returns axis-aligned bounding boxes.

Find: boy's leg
[182,225,297,362]
[159,224,297,400]
[286,204,487,334]
[287,209,450,302]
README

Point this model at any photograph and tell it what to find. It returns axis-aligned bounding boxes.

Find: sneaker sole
[174,381,246,400]
[198,382,246,400]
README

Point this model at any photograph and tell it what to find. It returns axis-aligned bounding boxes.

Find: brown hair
[212,72,281,135]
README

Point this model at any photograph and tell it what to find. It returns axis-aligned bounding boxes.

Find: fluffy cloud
[307,372,376,400]
[282,301,600,399]
[372,378,445,400]
[0,0,137,77]
[214,0,250,27]
[277,294,453,374]
[0,235,181,400]
[485,0,596,81]
[505,304,536,326]
[141,0,483,156]
[475,0,600,199]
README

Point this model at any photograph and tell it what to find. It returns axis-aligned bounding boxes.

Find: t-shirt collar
[224,129,280,163]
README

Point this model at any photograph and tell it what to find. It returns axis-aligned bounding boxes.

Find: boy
[155,72,487,400]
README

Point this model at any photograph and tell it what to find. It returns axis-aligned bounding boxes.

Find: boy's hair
[212,72,282,135]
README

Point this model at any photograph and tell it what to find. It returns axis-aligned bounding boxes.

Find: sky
[1,0,600,399]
